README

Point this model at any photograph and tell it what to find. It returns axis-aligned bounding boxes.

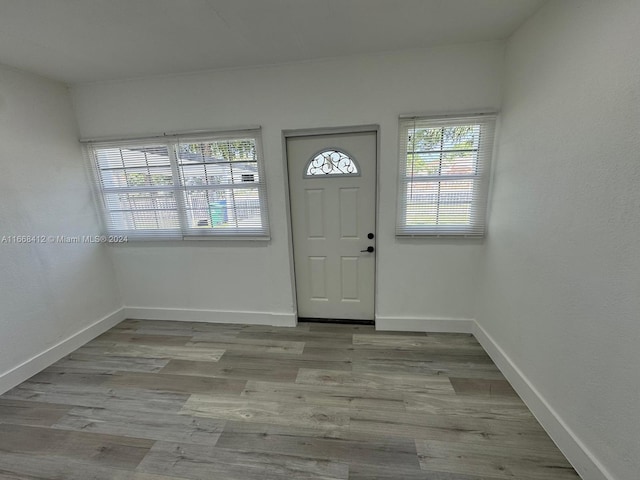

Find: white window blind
[397,114,496,237]
[87,129,270,240]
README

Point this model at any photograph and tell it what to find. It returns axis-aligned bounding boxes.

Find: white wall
[477,1,640,479]
[0,64,122,392]
[71,42,503,325]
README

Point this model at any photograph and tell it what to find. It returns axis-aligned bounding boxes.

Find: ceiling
[0,0,546,84]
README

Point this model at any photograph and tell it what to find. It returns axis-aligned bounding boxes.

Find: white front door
[286,131,376,320]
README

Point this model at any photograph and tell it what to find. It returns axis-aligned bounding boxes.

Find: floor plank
[348,463,505,480]
[182,394,350,430]
[216,421,420,469]
[94,332,192,346]
[352,333,486,354]
[3,383,190,412]
[104,371,247,395]
[237,329,354,347]
[240,324,312,333]
[241,380,405,411]
[338,345,494,363]
[54,352,170,373]
[296,368,455,395]
[0,399,71,427]
[403,391,534,420]
[27,368,114,386]
[218,351,353,372]
[0,454,186,480]
[349,408,558,449]
[77,343,225,362]
[449,377,520,397]
[0,423,153,470]
[161,359,300,382]
[415,439,580,479]
[53,406,225,445]
[118,320,246,337]
[305,323,377,334]
[137,441,349,480]
[352,357,505,379]
[188,335,305,354]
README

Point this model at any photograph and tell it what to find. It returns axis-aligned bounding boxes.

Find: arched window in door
[304,149,360,177]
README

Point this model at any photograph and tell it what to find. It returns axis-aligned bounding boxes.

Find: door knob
[360,246,375,253]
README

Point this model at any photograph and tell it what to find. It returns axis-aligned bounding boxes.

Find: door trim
[282,125,380,325]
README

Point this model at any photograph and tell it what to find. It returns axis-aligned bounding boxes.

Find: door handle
[360,246,375,253]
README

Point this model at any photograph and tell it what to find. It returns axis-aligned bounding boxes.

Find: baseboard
[375,315,475,333]
[123,307,297,327]
[0,307,126,395]
[473,321,614,480]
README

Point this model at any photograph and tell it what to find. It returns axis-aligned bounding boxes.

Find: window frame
[396,114,497,238]
[86,128,270,241]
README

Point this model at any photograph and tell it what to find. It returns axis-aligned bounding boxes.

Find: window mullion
[436,127,444,226]
[168,141,188,237]
[229,160,239,229]
[254,133,270,232]
[404,119,417,228]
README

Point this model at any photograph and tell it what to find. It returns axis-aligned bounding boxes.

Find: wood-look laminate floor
[0,320,581,480]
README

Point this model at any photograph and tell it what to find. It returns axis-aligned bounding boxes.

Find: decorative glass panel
[305,149,359,177]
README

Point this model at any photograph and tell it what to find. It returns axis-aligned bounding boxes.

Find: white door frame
[282,125,380,324]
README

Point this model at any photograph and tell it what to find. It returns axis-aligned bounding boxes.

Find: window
[87,129,269,240]
[397,114,496,237]
[304,149,360,177]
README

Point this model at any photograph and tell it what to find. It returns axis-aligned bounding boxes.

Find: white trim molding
[123,307,297,327]
[0,308,126,395]
[375,316,475,333]
[473,321,615,480]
